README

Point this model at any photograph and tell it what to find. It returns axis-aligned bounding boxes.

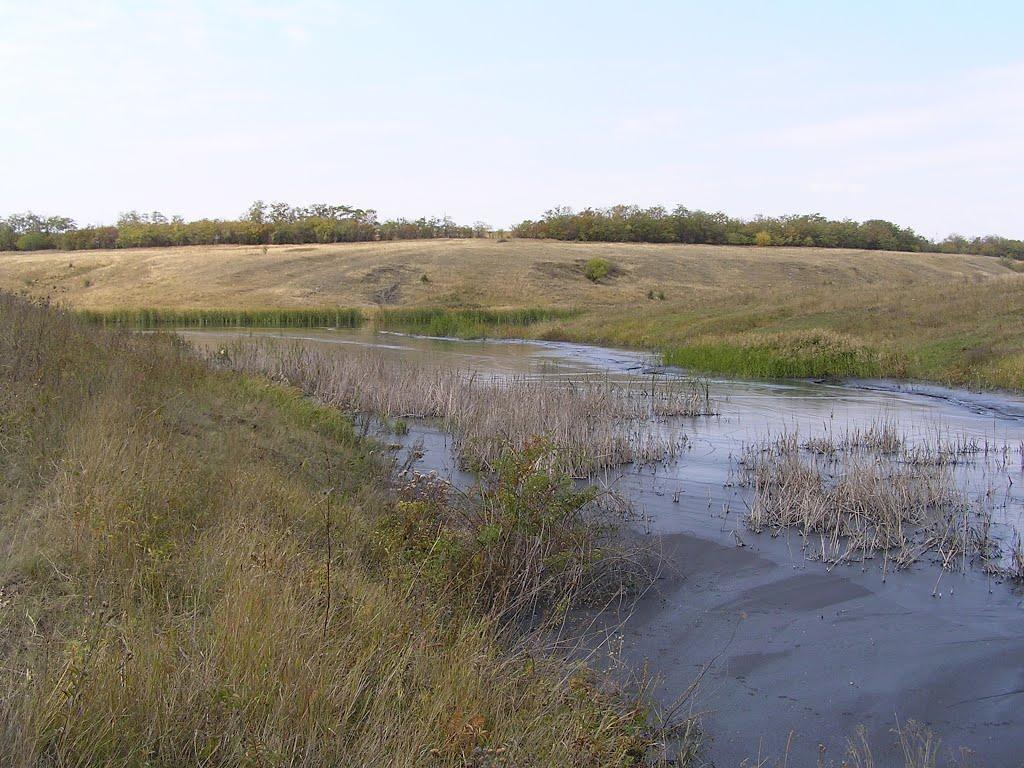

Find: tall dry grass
[0,293,681,767]
[740,427,1016,574]
[214,338,714,476]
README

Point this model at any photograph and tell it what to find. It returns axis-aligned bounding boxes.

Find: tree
[245,201,267,224]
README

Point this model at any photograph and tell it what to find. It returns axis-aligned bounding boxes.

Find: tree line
[1,202,1022,259]
[0,202,492,252]
[512,205,1024,260]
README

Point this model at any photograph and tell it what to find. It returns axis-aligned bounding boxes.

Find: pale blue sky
[2,1,1022,238]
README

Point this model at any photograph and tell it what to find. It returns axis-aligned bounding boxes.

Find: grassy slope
[1,238,1020,388]
[0,295,656,767]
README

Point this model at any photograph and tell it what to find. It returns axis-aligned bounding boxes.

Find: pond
[183,327,1024,766]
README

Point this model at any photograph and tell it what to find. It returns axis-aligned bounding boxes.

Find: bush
[379,439,640,622]
[755,230,772,247]
[583,258,613,282]
[0,225,16,251]
[61,227,119,251]
[16,231,57,251]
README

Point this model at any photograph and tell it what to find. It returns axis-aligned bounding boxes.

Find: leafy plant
[379,439,642,623]
[583,258,613,282]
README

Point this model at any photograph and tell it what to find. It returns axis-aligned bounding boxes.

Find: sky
[1,1,1023,239]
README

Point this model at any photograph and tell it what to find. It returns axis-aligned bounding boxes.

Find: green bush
[583,258,613,282]
[377,439,632,622]
[0,225,16,251]
[61,227,119,250]
[16,232,57,251]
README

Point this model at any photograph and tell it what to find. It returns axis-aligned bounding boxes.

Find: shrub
[61,226,119,250]
[755,230,772,247]
[16,231,57,251]
[0,225,16,250]
[379,439,641,622]
[583,258,613,282]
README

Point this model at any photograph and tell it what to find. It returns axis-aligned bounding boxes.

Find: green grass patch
[227,374,359,445]
[664,331,890,380]
[78,307,365,329]
[375,307,579,338]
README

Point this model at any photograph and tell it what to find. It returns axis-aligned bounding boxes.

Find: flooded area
[185,327,1024,766]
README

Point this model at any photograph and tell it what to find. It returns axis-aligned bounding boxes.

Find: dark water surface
[184,328,1024,767]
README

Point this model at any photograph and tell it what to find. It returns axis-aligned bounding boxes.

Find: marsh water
[186,327,1024,766]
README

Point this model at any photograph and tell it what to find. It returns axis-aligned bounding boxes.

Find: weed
[738,426,1019,574]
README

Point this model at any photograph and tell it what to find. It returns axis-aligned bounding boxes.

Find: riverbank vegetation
[79,307,365,329]
[0,292,682,766]
[215,337,714,476]
[740,424,1022,579]
[375,307,578,338]
[538,267,1024,391]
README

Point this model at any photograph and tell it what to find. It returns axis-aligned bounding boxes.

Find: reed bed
[663,330,888,380]
[741,427,1022,574]
[214,338,715,476]
[801,419,1020,468]
[374,307,578,338]
[745,441,972,568]
[79,307,365,329]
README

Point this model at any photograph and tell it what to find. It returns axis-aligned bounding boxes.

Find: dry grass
[740,422,1024,581]
[214,337,713,476]
[753,719,972,768]
[844,720,975,768]
[1,238,1019,388]
[0,239,1004,311]
[740,428,1007,572]
[0,293,682,767]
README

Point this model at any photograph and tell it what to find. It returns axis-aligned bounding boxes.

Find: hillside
[0,238,1007,309]
[1,239,1020,389]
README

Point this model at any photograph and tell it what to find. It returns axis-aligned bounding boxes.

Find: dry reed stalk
[742,430,990,570]
[212,338,715,476]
